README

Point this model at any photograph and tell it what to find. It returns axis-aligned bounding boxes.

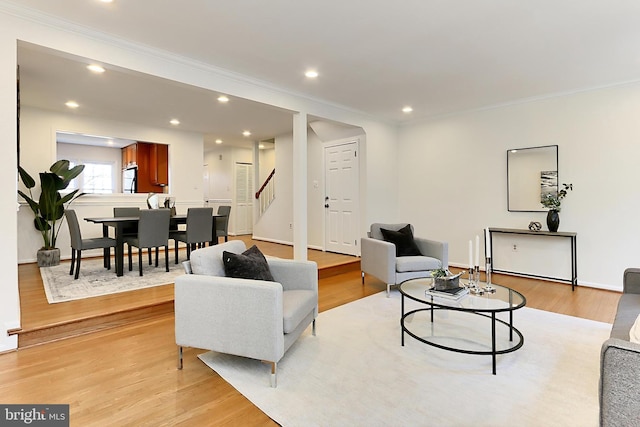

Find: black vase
[547,209,560,232]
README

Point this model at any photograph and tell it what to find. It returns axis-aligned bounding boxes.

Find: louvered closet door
[234,162,254,235]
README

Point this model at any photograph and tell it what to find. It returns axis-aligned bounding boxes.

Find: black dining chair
[124,209,171,276]
[65,209,117,280]
[170,207,213,264]
[215,205,231,244]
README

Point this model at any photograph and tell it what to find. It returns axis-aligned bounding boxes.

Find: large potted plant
[18,160,85,266]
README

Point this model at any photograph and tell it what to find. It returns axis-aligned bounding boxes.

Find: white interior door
[324,140,359,256]
[234,162,254,235]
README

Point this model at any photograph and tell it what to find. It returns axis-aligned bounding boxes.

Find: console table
[488,227,577,290]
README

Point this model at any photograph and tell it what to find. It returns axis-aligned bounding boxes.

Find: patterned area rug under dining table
[40,256,184,303]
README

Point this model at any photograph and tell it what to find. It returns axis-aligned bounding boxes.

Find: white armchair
[361,223,448,296]
[175,240,318,387]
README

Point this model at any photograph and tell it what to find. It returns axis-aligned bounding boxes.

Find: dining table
[84,213,225,277]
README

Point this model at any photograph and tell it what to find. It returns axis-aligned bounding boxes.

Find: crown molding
[400,77,640,127]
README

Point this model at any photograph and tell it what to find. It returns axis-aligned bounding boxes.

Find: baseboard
[449,262,621,292]
[15,300,174,349]
[250,236,322,252]
[0,333,17,352]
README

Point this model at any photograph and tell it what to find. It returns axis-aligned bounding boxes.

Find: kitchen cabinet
[121,142,168,193]
[122,144,137,169]
[149,143,168,186]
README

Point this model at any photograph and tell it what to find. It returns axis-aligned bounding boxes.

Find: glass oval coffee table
[398,277,526,374]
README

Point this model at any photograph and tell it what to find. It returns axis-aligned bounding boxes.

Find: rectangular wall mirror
[507,145,558,212]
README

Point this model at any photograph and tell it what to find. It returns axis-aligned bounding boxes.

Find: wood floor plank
[2,237,619,426]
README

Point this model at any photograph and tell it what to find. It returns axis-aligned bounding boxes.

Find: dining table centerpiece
[541,183,573,232]
[18,160,85,266]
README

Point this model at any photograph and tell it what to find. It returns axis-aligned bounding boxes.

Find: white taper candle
[485,228,491,258]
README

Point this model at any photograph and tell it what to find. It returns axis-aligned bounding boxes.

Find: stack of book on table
[425,285,469,300]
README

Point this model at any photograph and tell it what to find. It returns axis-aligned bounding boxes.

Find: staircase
[256,168,275,216]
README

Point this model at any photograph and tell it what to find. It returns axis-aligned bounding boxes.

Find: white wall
[398,83,640,291]
[259,146,275,184]
[0,31,19,352]
[18,107,204,263]
[306,130,325,249]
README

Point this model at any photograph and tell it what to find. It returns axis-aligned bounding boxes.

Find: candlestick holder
[483,257,495,293]
[468,267,477,287]
[485,257,492,286]
[473,266,480,284]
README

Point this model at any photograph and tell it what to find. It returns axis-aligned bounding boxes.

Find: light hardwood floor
[1,238,621,426]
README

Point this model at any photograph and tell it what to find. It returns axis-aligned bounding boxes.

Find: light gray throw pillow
[190,240,246,276]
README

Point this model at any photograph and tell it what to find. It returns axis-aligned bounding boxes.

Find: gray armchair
[175,240,318,387]
[361,223,448,296]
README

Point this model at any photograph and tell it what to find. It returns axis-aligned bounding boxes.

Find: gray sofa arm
[600,338,640,426]
[361,237,396,284]
[175,274,285,363]
[624,268,640,294]
[414,237,449,270]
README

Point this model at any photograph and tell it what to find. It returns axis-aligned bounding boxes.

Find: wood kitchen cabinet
[149,143,168,186]
[122,144,137,169]
[121,142,168,193]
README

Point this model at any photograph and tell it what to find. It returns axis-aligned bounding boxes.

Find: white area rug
[40,256,184,303]
[199,291,611,427]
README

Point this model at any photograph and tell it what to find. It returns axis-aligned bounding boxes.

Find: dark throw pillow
[380,224,422,257]
[223,245,275,281]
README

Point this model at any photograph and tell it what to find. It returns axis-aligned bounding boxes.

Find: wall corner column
[292,112,308,260]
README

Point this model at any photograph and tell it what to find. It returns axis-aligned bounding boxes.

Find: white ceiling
[17,42,295,149]
[10,0,640,136]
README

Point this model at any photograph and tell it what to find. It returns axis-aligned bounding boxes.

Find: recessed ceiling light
[259,144,265,149]
[170,119,180,125]
[217,95,229,103]
[99,0,114,3]
[215,139,223,144]
[402,106,413,113]
[305,70,319,78]
[107,140,114,145]
[65,101,79,109]
[242,130,251,137]
[86,64,105,73]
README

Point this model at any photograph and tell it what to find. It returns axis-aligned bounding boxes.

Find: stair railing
[255,169,275,216]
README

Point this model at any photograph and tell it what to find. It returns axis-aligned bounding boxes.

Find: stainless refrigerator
[122,167,137,193]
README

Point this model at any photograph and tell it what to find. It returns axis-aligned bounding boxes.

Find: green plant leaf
[18,166,36,189]
[17,190,39,214]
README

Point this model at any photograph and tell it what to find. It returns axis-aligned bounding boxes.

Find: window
[66,161,115,194]
[81,162,114,193]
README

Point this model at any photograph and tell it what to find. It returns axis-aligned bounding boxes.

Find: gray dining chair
[113,207,140,236]
[215,205,231,244]
[170,207,213,264]
[124,209,171,276]
[65,209,117,280]
[115,206,154,266]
